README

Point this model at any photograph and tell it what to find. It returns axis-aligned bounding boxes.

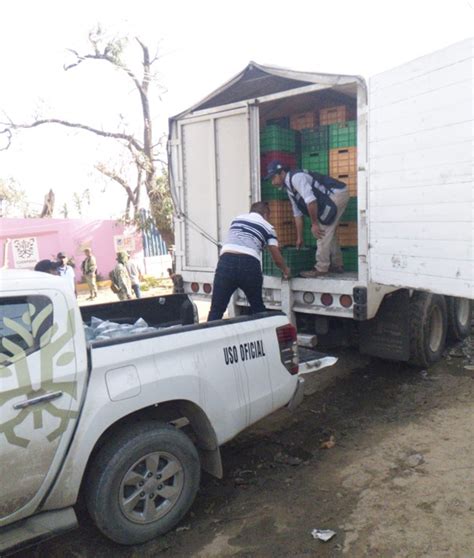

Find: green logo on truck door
[0,299,78,448]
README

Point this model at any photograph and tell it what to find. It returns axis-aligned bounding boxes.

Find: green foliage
[149,171,174,244]
[0,178,34,217]
[140,275,171,291]
[89,24,128,65]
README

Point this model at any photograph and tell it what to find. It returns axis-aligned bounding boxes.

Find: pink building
[0,218,144,281]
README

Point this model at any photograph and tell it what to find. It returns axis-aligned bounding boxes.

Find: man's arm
[267,245,291,279]
[292,173,325,240]
[295,216,304,248]
[307,201,324,239]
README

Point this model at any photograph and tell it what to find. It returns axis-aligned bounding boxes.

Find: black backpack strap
[310,171,347,193]
[286,171,310,217]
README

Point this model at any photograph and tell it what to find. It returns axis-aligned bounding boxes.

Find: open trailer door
[172,105,257,272]
[368,38,473,299]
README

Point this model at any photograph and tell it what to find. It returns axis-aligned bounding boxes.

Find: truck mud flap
[359,289,410,361]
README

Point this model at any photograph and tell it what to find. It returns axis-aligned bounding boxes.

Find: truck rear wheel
[446,297,472,340]
[86,421,200,545]
[409,292,447,368]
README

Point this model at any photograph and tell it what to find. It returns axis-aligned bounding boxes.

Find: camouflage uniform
[114,253,133,300]
[81,251,98,299]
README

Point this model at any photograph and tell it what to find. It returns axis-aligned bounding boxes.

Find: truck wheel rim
[119,451,184,524]
[429,306,443,352]
[456,299,470,327]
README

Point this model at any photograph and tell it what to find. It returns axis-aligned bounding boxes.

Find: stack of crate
[263,247,314,277]
[266,200,296,247]
[299,113,329,174]
[260,123,299,257]
[321,107,358,272]
[260,123,298,202]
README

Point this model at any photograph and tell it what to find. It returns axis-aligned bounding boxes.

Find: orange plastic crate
[290,111,318,131]
[329,147,357,174]
[320,105,352,125]
[336,222,358,247]
[334,172,357,196]
[267,200,296,246]
[330,147,357,195]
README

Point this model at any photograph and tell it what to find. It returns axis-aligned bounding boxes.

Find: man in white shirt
[207,201,290,321]
[56,252,76,294]
[126,259,143,298]
[265,160,349,278]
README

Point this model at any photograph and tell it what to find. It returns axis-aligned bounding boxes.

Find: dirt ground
[16,296,474,558]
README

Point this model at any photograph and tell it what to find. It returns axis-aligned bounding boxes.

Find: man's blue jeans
[207,253,265,321]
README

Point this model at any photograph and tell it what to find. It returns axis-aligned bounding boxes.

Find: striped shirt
[221,212,278,260]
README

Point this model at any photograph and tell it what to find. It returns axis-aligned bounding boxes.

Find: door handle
[13,391,63,410]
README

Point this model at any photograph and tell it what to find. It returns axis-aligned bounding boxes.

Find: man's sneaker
[300,269,329,278]
[329,265,344,274]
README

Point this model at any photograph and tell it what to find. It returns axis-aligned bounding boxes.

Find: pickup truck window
[0,296,53,362]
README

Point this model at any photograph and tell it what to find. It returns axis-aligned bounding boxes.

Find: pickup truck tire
[86,421,200,545]
[409,292,447,368]
[446,297,472,341]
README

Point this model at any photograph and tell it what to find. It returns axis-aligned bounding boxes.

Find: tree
[0,26,174,242]
[0,178,35,218]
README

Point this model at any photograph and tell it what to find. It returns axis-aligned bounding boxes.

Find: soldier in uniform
[81,248,98,300]
[113,251,133,301]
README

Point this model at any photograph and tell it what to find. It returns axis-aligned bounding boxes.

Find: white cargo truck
[168,38,473,367]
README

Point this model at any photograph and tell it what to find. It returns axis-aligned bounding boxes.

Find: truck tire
[409,292,447,368]
[446,297,472,340]
[86,421,200,545]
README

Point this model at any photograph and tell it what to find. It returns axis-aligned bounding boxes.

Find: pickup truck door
[0,290,86,524]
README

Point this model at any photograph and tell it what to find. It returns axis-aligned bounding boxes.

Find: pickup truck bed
[80,293,196,329]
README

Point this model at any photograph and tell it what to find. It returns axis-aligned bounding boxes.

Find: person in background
[56,252,76,295]
[167,268,184,294]
[81,248,98,300]
[207,201,290,321]
[34,259,59,275]
[265,160,349,277]
[113,251,133,301]
[126,257,144,299]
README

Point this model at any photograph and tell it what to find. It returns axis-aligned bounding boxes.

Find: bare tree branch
[0,128,12,151]
[3,119,143,151]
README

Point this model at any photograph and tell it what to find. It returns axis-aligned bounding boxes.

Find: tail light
[190,282,199,293]
[203,283,212,294]
[321,293,333,306]
[340,295,353,308]
[276,323,299,375]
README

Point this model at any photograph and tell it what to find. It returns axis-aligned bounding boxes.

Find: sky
[0,0,473,218]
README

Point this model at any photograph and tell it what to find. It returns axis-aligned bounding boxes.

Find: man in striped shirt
[207,201,290,321]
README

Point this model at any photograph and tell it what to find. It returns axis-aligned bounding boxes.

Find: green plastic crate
[266,116,289,128]
[263,247,315,277]
[303,219,317,246]
[261,180,287,201]
[340,196,358,222]
[301,126,329,151]
[301,150,329,174]
[260,125,297,153]
[329,121,357,148]
[341,247,358,272]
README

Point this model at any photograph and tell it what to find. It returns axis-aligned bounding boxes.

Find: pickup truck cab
[0,269,335,550]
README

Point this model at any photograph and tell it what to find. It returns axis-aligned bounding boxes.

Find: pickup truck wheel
[409,292,447,368]
[86,421,200,545]
[446,297,471,340]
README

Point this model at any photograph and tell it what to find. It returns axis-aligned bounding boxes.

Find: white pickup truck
[0,269,335,551]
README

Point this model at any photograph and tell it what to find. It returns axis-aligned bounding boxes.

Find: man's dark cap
[264,160,284,180]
